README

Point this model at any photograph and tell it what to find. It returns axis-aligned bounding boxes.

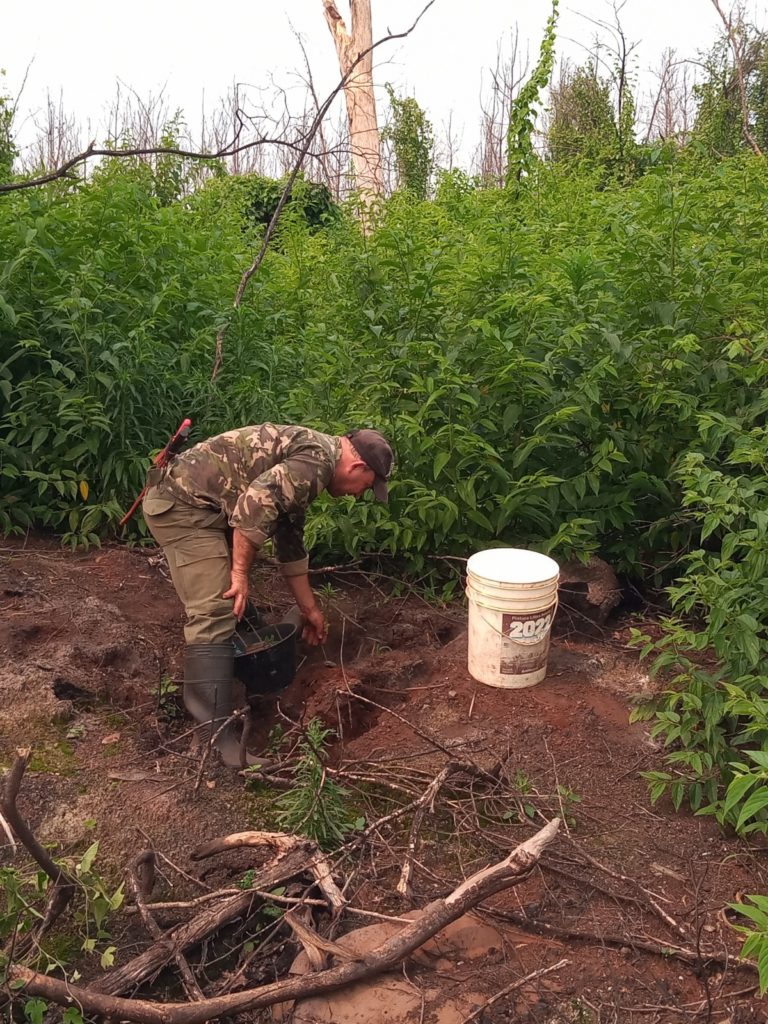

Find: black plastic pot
[233,622,297,696]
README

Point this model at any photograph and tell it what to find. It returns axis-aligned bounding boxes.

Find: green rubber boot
[183,644,271,768]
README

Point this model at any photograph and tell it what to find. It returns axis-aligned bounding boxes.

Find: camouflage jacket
[163,424,340,576]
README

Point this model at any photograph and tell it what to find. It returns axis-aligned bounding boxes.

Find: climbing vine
[382,84,434,199]
[505,0,559,183]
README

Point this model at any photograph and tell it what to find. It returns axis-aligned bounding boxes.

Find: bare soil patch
[1,538,767,1022]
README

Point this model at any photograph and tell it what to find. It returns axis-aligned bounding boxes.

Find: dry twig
[461,958,570,1023]
[397,764,454,899]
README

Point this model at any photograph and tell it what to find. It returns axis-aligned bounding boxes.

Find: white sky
[4,0,754,166]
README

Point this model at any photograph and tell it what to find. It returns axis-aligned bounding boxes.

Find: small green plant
[265,724,286,755]
[274,719,363,850]
[315,582,338,605]
[0,840,123,979]
[727,895,768,993]
[152,675,180,719]
[556,784,582,827]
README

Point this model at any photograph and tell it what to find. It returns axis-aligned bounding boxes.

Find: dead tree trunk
[322,0,384,199]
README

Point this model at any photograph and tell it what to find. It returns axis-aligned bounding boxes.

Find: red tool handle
[119,418,192,528]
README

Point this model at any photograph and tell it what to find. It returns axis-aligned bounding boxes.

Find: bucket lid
[467,548,559,585]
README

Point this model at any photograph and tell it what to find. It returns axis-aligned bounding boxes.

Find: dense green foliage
[2,154,768,575]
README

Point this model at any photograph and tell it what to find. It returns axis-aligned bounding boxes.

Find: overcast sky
[4,0,757,166]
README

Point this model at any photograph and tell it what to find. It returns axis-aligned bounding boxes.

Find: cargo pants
[142,475,236,645]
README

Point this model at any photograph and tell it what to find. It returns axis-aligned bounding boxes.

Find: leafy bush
[633,390,768,831]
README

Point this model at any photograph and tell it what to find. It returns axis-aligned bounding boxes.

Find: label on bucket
[501,606,555,645]
[499,605,555,676]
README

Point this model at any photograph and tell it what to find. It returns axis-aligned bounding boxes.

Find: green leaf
[502,404,521,431]
[723,772,760,819]
[736,788,768,832]
[23,998,47,1024]
[77,840,99,875]
[100,945,117,969]
[432,452,451,480]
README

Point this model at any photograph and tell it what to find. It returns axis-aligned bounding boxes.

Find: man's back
[164,423,340,515]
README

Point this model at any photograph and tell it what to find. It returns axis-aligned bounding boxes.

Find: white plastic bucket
[466,548,560,689]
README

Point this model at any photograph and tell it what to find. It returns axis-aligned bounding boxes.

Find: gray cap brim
[373,477,389,503]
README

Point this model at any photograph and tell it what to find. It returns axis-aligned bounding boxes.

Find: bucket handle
[475,595,559,646]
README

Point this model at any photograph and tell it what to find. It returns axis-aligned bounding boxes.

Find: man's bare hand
[302,605,327,646]
[223,571,249,620]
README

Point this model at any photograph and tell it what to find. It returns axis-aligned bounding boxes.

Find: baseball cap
[346,429,394,502]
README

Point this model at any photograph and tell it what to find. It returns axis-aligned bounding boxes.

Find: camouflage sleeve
[272,510,308,577]
[229,455,331,576]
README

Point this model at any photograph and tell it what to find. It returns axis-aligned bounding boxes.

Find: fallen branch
[192,830,346,915]
[485,906,756,972]
[461,958,570,1024]
[91,840,314,996]
[8,819,560,1024]
[284,907,358,971]
[127,852,204,1002]
[560,845,688,939]
[0,749,77,955]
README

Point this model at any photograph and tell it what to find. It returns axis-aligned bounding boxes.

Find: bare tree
[473,30,529,186]
[642,49,696,144]
[710,0,763,155]
[322,0,385,198]
[434,110,462,173]
[24,91,81,174]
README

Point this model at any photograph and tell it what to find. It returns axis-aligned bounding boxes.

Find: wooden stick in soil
[8,819,561,1024]
[127,852,204,1002]
[461,958,570,1024]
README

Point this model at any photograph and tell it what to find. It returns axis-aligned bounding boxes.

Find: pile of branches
[1,701,761,1022]
[0,747,561,1024]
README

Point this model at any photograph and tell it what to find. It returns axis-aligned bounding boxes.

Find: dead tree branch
[192,829,346,915]
[0,750,79,960]
[710,0,763,155]
[0,749,77,889]
[91,840,314,996]
[7,818,560,1024]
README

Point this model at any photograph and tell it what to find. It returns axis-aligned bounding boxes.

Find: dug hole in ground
[0,538,765,1024]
